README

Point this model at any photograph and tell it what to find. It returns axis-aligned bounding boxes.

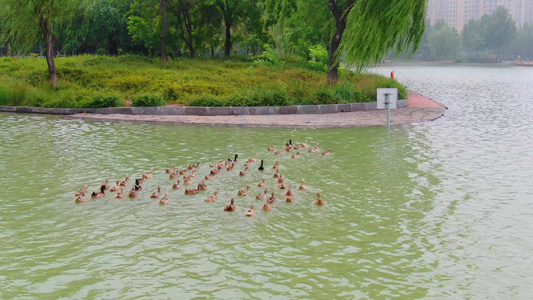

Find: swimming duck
[91,185,106,199]
[115,187,125,199]
[166,164,176,174]
[151,186,162,198]
[273,169,281,178]
[285,196,295,203]
[120,176,130,187]
[183,176,193,185]
[188,162,200,171]
[172,179,181,189]
[309,143,320,153]
[278,183,287,189]
[178,168,189,175]
[238,185,251,197]
[142,169,155,179]
[239,167,248,176]
[205,173,216,180]
[256,189,268,201]
[204,190,218,202]
[262,203,272,211]
[159,192,169,205]
[249,154,259,163]
[291,151,300,159]
[285,183,294,197]
[133,179,142,191]
[268,192,277,204]
[299,179,307,190]
[228,154,239,164]
[314,191,325,206]
[109,180,121,192]
[185,187,200,195]
[258,159,265,171]
[274,150,285,155]
[197,180,208,191]
[169,171,179,179]
[137,177,145,184]
[267,145,275,151]
[300,140,308,148]
[75,195,86,203]
[128,188,138,198]
[285,139,294,151]
[257,177,266,187]
[226,162,235,171]
[245,203,256,217]
[103,178,110,190]
[277,174,284,184]
[75,185,88,196]
[272,160,279,169]
[223,198,236,212]
[322,149,331,156]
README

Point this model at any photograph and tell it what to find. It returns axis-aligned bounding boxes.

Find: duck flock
[74,140,331,217]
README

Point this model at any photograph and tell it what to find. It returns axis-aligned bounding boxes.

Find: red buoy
[391,70,394,79]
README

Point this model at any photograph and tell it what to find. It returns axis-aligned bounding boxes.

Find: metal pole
[385,93,390,134]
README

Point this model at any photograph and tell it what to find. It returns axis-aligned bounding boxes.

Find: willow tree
[0,0,81,86]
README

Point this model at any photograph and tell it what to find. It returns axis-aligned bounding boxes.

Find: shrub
[96,48,108,56]
[0,86,10,105]
[190,95,226,107]
[85,95,121,108]
[133,94,165,107]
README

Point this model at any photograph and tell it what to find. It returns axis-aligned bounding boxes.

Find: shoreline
[60,91,446,128]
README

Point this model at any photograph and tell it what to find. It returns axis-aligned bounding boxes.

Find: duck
[103,178,110,190]
[268,192,277,204]
[257,177,266,187]
[256,189,268,201]
[204,190,218,202]
[137,177,145,184]
[249,154,259,163]
[278,183,287,189]
[188,162,200,171]
[109,180,121,192]
[159,192,169,205]
[285,183,294,197]
[239,167,248,176]
[273,169,281,178]
[272,160,279,169]
[226,162,235,171]
[262,203,272,211]
[300,140,308,148]
[183,175,193,185]
[142,169,155,179]
[115,187,125,199]
[128,188,138,198]
[238,185,251,197]
[91,185,106,199]
[119,176,130,187]
[75,185,88,196]
[258,159,265,171]
[291,151,300,159]
[223,198,236,212]
[210,160,223,168]
[285,140,294,152]
[314,191,325,206]
[75,195,86,203]
[309,143,320,153]
[274,150,285,155]
[178,168,189,175]
[299,179,307,190]
[228,154,239,164]
[169,171,180,179]
[185,187,200,195]
[322,149,331,156]
[172,179,181,189]
[286,196,295,203]
[267,145,275,151]
[205,173,216,180]
[133,179,142,191]
[197,180,208,191]
[277,174,284,184]
[245,203,256,217]
[151,186,162,198]
[166,164,176,174]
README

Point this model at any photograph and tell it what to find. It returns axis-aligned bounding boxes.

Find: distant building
[426,0,533,32]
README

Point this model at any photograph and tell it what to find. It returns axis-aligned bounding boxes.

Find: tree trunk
[5,42,10,57]
[160,0,167,64]
[224,19,232,56]
[327,0,354,85]
[45,33,58,86]
[217,2,232,57]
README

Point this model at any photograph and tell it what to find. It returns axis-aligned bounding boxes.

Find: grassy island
[0,55,406,108]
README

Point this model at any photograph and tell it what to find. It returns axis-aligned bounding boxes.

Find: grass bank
[0,55,406,108]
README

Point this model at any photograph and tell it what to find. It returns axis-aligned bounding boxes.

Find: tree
[327,0,354,83]
[462,18,485,57]
[160,0,167,63]
[167,0,196,58]
[511,23,533,60]
[1,0,81,86]
[428,20,461,60]
[482,6,516,56]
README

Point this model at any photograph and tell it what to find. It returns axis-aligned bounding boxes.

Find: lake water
[1,65,532,299]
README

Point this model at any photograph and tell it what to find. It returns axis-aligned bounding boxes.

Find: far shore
[378,60,516,67]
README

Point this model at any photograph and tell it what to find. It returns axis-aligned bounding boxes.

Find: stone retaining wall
[0,99,407,116]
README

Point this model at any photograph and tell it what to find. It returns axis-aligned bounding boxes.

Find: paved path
[65,92,446,128]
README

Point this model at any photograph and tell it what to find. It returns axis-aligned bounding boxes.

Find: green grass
[0,55,407,108]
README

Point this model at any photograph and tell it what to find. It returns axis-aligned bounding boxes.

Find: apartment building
[426,0,533,32]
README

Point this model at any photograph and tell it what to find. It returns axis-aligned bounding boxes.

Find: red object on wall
[391,71,394,79]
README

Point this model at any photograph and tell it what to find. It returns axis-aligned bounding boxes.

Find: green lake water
[1,65,532,299]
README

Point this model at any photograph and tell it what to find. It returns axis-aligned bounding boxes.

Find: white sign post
[377,88,398,134]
